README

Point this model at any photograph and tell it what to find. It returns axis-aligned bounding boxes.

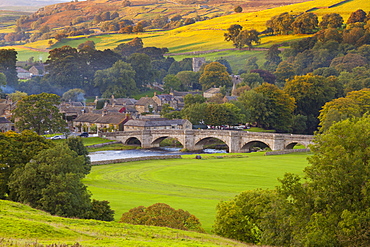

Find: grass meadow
[0,199,250,247]
[83,151,311,232]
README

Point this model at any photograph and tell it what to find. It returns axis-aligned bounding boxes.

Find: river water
[89,147,226,162]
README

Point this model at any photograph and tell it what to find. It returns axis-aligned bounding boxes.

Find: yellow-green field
[2,0,370,62]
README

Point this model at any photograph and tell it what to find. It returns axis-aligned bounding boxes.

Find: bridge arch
[241,140,271,152]
[285,141,309,149]
[124,136,142,145]
[194,137,229,151]
[151,136,184,148]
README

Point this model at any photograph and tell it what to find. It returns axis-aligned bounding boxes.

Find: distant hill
[0,0,69,6]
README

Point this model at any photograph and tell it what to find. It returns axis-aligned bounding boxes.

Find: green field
[83,152,311,232]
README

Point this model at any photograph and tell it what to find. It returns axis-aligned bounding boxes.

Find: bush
[120,203,204,232]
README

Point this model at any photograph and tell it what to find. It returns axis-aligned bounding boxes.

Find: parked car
[79,132,89,137]
[51,135,62,140]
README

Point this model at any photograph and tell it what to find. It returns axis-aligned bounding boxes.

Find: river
[89,147,226,162]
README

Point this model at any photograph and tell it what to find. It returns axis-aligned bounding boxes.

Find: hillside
[0,199,250,247]
[3,0,370,64]
[21,0,308,29]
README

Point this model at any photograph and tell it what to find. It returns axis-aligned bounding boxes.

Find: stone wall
[91,155,182,166]
[265,149,311,155]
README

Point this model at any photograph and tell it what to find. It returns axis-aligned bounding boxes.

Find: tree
[12,93,67,135]
[284,74,336,133]
[330,53,367,72]
[346,9,367,24]
[181,102,207,124]
[183,94,206,106]
[224,24,242,43]
[8,90,27,102]
[250,69,276,84]
[234,6,242,13]
[62,88,85,102]
[318,89,370,132]
[319,13,344,29]
[215,58,233,74]
[274,61,295,85]
[94,60,137,97]
[239,83,295,132]
[0,72,6,90]
[0,49,18,88]
[292,12,318,34]
[264,44,282,71]
[176,71,200,90]
[199,62,232,90]
[0,130,52,199]
[240,72,264,88]
[128,53,155,89]
[266,12,294,35]
[163,74,181,92]
[65,137,91,175]
[113,37,144,57]
[233,29,260,50]
[120,203,204,233]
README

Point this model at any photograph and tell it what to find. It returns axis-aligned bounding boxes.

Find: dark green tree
[0,130,52,199]
[234,6,242,13]
[163,74,182,92]
[12,93,67,135]
[292,12,318,34]
[128,53,155,89]
[94,60,137,97]
[233,29,260,50]
[264,44,282,71]
[266,12,294,35]
[0,49,18,88]
[224,24,243,43]
[319,13,344,29]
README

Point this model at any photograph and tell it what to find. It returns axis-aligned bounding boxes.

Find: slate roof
[136,97,155,105]
[0,117,11,124]
[74,113,128,125]
[125,118,189,127]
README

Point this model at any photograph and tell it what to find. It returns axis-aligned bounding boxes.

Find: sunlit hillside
[0,199,250,247]
[3,0,370,62]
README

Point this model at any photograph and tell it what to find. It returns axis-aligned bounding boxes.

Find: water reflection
[89,147,226,162]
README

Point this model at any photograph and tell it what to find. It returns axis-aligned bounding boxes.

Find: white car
[51,135,62,140]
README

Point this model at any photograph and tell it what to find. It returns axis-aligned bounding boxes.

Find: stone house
[152,93,179,110]
[16,67,32,80]
[0,98,16,119]
[203,87,221,98]
[73,112,131,132]
[124,118,192,131]
[29,64,45,76]
[135,97,158,114]
[0,117,14,132]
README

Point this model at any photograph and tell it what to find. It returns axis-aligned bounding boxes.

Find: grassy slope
[0,200,250,247]
[83,152,311,232]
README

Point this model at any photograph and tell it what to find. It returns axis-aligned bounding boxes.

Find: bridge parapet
[99,130,314,152]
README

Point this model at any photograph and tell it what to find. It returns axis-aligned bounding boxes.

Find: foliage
[11,93,67,135]
[94,60,137,97]
[62,88,85,102]
[239,83,295,132]
[199,62,232,90]
[319,13,344,29]
[266,12,294,35]
[0,49,18,88]
[7,90,27,102]
[318,88,370,132]
[0,130,52,199]
[163,74,182,93]
[120,203,205,233]
[292,12,318,34]
[65,137,91,175]
[214,114,370,246]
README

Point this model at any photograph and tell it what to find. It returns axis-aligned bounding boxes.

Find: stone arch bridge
[100,130,314,153]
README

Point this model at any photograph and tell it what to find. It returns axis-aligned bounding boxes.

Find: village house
[28,64,45,77]
[16,67,32,80]
[203,87,221,98]
[0,117,14,132]
[0,98,16,119]
[134,97,158,114]
[73,111,131,132]
[124,118,192,131]
[152,93,179,110]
